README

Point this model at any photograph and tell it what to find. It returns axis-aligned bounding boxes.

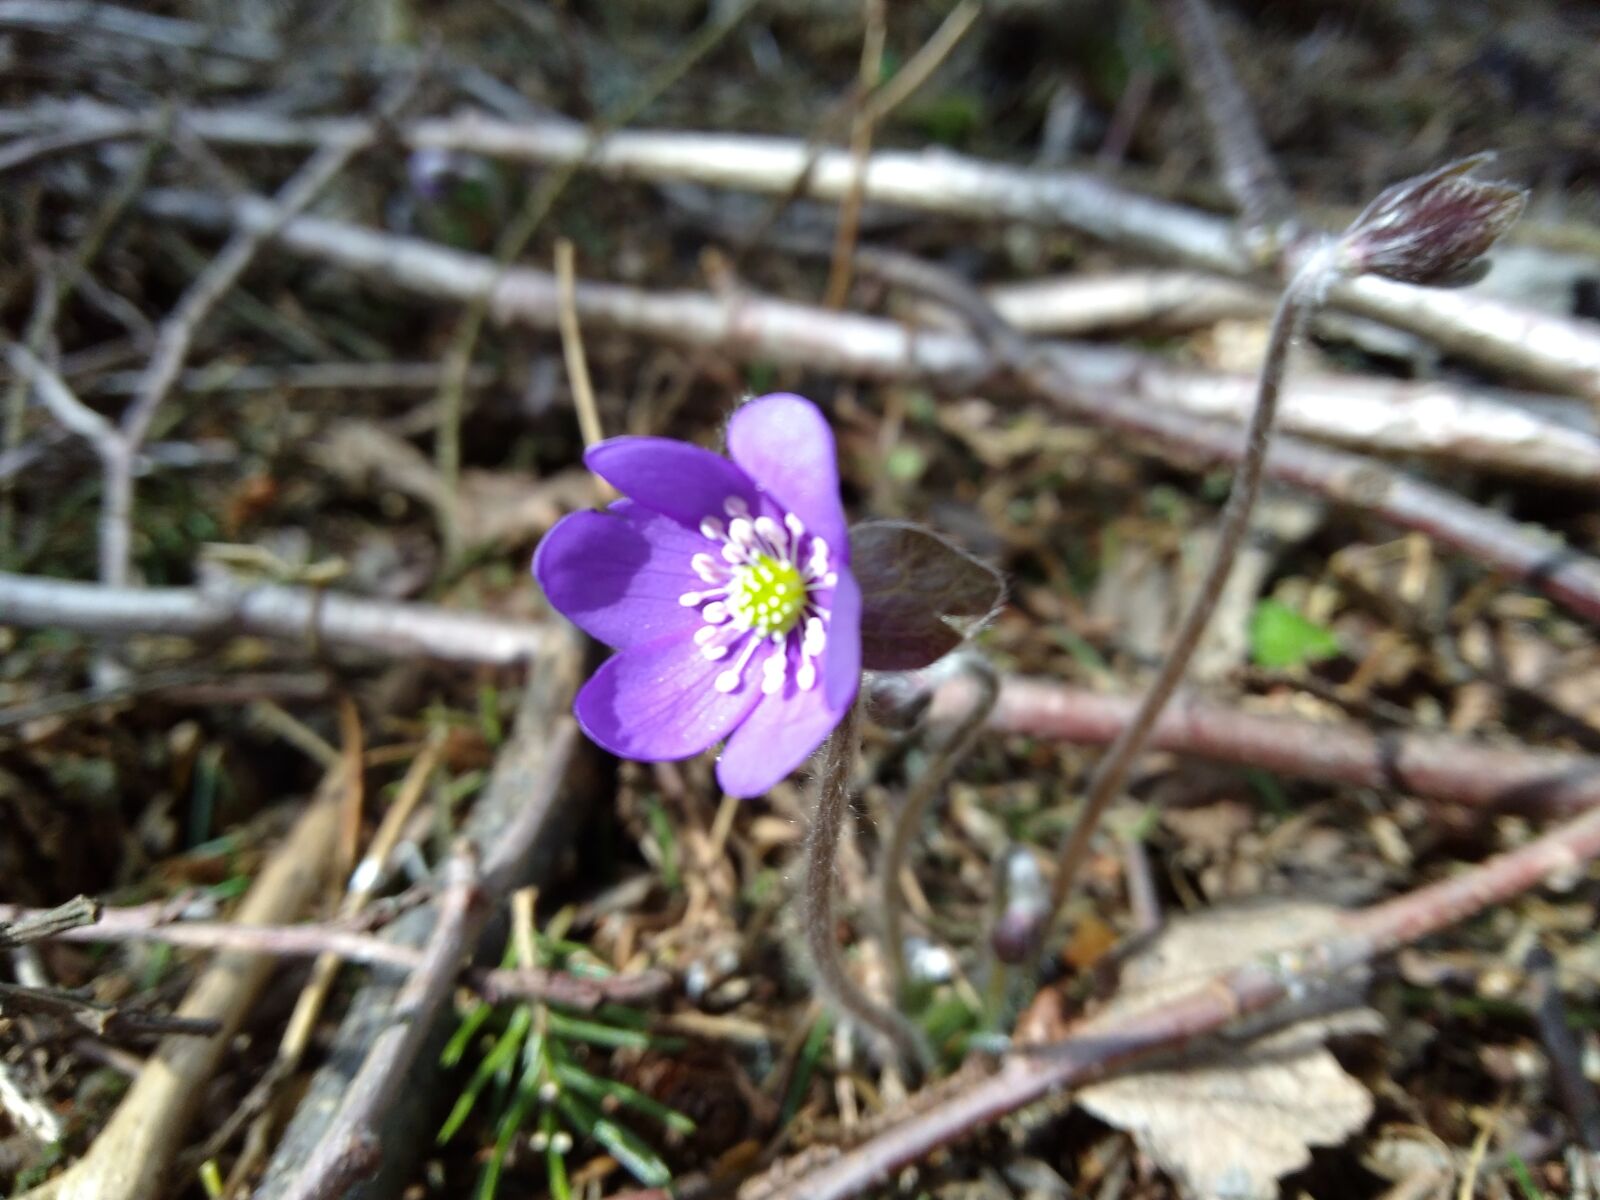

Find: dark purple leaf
[851,520,1004,671]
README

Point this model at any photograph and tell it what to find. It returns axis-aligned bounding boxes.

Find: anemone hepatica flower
[534,393,860,798]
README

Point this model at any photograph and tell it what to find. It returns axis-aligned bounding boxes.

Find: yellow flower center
[728,553,807,637]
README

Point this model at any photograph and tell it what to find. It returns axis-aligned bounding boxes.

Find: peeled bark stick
[938,675,1600,817]
[18,102,1599,395]
[19,778,343,1200]
[741,797,1600,1200]
[136,187,1600,487]
[0,570,545,664]
[254,624,585,1200]
[123,196,1600,625]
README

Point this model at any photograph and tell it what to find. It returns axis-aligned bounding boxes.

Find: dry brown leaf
[1075,901,1379,1200]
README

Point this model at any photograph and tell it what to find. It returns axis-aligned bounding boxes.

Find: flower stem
[804,700,931,1075]
[883,656,999,1001]
[1039,247,1339,954]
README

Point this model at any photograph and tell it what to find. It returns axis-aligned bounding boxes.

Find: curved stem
[883,656,999,1000]
[804,699,930,1075]
[1039,249,1338,952]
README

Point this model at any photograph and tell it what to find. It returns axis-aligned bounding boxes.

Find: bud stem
[804,700,931,1074]
[1038,244,1340,959]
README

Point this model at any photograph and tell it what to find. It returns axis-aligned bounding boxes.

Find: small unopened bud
[549,1131,574,1155]
[538,1080,560,1104]
[1338,153,1527,288]
[990,847,1049,965]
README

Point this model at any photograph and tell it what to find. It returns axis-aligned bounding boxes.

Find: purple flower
[533,393,861,798]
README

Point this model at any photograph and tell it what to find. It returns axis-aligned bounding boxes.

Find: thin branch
[740,797,1600,1200]
[273,720,580,1200]
[0,896,100,947]
[1162,0,1296,246]
[127,192,1600,626]
[30,100,1600,395]
[0,900,669,1010]
[954,674,1600,818]
[0,569,547,664]
[823,0,887,309]
[100,78,419,590]
[138,187,1600,482]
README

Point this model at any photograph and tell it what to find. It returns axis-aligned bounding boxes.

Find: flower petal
[726,393,849,557]
[585,437,761,529]
[575,632,762,762]
[533,501,708,649]
[822,567,863,712]
[715,674,844,798]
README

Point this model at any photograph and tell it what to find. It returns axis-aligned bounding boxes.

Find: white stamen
[699,516,725,541]
[761,647,788,694]
[702,601,728,624]
[723,495,749,517]
[692,553,723,582]
[729,517,755,548]
[694,626,719,645]
[713,634,761,692]
[679,590,702,606]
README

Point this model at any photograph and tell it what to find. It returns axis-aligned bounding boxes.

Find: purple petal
[715,676,844,798]
[575,632,762,762]
[726,393,849,558]
[822,567,863,712]
[714,570,861,798]
[533,501,708,649]
[586,437,761,530]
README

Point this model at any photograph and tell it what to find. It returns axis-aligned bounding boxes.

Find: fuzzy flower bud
[1337,153,1527,288]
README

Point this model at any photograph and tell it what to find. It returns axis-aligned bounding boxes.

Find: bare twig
[1162,0,1296,247]
[130,192,1600,623]
[1524,945,1600,1153]
[0,980,221,1039]
[0,899,667,1010]
[0,569,546,664]
[741,797,1600,1200]
[256,629,586,1198]
[0,0,277,60]
[431,0,760,559]
[35,101,1600,394]
[805,702,930,1073]
[99,78,419,590]
[17,776,344,1200]
[0,895,99,946]
[554,238,604,448]
[948,674,1600,818]
[822,0,886,309]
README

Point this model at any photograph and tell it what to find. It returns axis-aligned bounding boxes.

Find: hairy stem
[805,700,930,1074]
[1040,247,1338,950]
[883,657,999,999]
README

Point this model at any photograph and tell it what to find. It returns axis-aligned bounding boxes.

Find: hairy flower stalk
[806,702,932,1075]
[1037,158,1527,954]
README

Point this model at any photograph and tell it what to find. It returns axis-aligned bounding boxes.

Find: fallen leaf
[1075,901,1379,1200]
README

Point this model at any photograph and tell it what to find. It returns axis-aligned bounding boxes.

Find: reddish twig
[946,675,1600,818]
[741,799,1600,1200]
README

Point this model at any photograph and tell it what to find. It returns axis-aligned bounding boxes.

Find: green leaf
[553,1061,696,1136]
[1248,599,1340,669]
[556,1093,673,1188]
